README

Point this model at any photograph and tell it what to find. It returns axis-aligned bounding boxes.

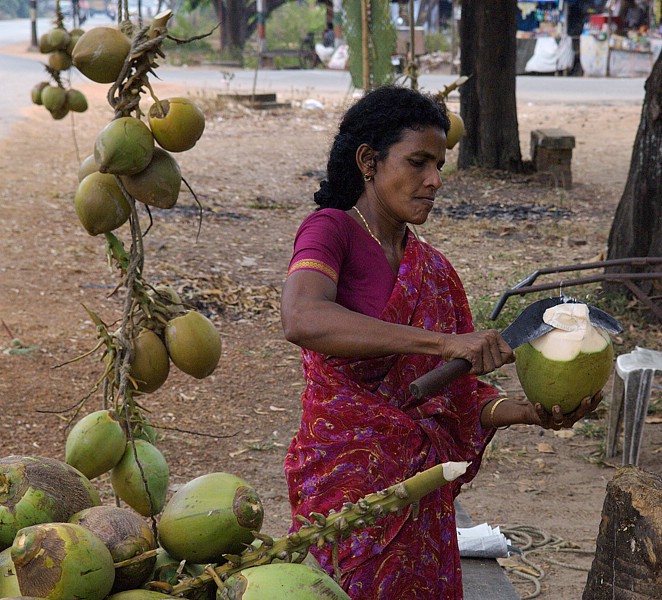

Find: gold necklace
[353,206,382,247]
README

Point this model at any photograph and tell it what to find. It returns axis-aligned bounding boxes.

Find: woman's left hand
[529,391,604,430]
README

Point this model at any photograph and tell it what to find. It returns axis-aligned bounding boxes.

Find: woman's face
[371,126,446,225]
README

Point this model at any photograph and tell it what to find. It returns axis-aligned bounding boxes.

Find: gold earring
[363,173,373,182]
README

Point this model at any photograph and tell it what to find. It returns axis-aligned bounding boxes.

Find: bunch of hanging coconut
[70,19,205,237]
[31,25,88,119]
[515,302,614,414]
[108,284,222,394]
[74,101,202,236]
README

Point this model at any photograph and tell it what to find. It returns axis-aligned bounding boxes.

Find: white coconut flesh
[530,303,611,360]
[515,302,613,414]
[442,461,469,483]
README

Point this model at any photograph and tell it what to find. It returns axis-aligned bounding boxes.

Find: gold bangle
[489,398,508,430]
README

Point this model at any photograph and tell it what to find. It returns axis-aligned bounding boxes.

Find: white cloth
[315,43,335,66]
[327,44,349,70]
[526,37,561,72]
[525,37,575,73]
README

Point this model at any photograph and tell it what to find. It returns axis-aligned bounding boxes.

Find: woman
[280,85,600,599]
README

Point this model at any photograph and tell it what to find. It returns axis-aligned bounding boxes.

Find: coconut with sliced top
[515,302,613,414]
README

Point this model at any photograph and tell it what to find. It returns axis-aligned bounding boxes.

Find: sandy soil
[0,42,660,599]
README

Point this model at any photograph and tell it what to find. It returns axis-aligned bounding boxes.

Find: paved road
[0,16,648,141]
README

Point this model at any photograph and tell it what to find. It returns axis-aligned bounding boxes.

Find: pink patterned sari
[284,233,498,599]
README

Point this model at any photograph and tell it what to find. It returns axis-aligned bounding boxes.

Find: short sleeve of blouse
[287,210,349,284]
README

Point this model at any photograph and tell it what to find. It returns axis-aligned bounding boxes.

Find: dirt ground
[1,44,661,599]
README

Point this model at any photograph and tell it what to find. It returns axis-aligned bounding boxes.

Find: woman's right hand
[439,330,515,376]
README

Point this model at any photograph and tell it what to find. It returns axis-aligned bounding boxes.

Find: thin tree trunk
[458,0,522,172]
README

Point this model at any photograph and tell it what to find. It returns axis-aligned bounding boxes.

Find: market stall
[517,0,661,76]
[579,7,662,76]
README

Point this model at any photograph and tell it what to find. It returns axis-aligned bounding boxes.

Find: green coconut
[0,455,101,551]
[78,154,98,181]
[158,472,264,563]
[515,302,614,414]
[129,329,170,394]
[128,415,157,444]
[65,409,127,479]
[110,440,169,517]
[218,563,351,600]
[165,311,222,379]
[11,522,115,600]
[66,89,88,113]
[48,50,72,71]
[41,27,70,53]
[40,85,66,112]
[72,27,131,84]
[66,28,85,55]
[0,547,20,596]
[108,591,175,599]
[95,117,155,176]
[148,285,184,318]
[31,81,49,105]
[445,111,465,150]
[70,505,157,592]
[148,98,206,153]
[121,147,182,209]
[49,103,70,120]
[75,171,131,235]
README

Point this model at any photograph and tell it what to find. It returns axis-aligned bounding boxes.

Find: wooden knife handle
[409,358,472,400]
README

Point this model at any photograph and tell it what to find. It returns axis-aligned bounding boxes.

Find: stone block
[531,128,576,189]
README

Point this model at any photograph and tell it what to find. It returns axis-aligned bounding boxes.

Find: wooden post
[333,0,343,42]
[582,466,662,599]
[407,0,418,90]
[216,0,223,54]
[29,0,38,50]
[408,0,416,62]
[361,0,370,90]
[256,0,266,54]
[450,0,459,75]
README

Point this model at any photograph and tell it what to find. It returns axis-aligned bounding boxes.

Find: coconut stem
[162,461,468,594]
[113,547,159,569]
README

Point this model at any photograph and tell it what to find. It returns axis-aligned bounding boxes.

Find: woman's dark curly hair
[314,85,451,210]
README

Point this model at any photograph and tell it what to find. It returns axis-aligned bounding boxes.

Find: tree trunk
[582,466,662,599]
[227,0,247,55]
[605,52,662,300]
[457,0,522,172]
[212,0,288,57]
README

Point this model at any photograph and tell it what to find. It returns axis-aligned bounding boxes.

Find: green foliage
[264,0,326,51]
[574,421,606,439]
[424,32,450,53]
[470,292,536,333]
[345,0,397,89]
[161,4,218,65]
